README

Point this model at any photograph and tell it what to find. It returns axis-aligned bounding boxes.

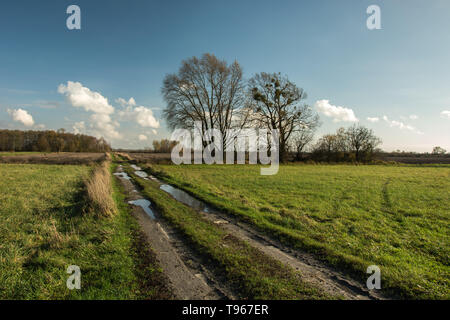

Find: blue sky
[0,0,449,151]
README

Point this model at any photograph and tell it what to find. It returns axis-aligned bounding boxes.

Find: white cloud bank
[315,100,358,122]
[441,110,450,119]
[7,108,34,126]
[58,81,121,140]
[383,115,423,135]
[58,81,114,115]
[72,121,85,134]
[138,134,148,141]
[117,97,160,129]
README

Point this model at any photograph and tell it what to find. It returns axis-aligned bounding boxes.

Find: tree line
[0,129,111,153]
[162,53,381,163]
[307,125,381,162]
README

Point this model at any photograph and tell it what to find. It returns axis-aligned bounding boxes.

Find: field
[146,163,450,299]
[127,152,172,164]
[1,152,448,300]
[0,162,169,299]
[0,152,106,164]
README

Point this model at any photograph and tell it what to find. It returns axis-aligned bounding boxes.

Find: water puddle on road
[128,199,155,219]
[131,164,142,170]
[113,172,131,180]
[135,171,149,179]
[160,184,212,212]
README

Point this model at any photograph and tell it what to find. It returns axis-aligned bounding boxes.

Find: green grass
[0,163,169,299]
[125,165,332,300]
[146,163,450,299]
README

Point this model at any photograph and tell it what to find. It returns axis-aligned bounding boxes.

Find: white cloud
[35,124,46,129]
[117,97,160,129]
[58,81,121,140]
[315,100,358,122]
[73,121,86,134]
[89,113,122,140]
[152,129,157,135]
[409,114,418,120]
[134,106,160,128]
[367,117,379,123]
[440,110,450,119]
[116,97,136,108]
[58,81,114,114]
[383,115,423,134]
[138,134,148,141]
[7,108,34,126]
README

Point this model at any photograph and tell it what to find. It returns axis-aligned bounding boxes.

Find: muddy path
[114,165,236,300]
[129,163,388,300]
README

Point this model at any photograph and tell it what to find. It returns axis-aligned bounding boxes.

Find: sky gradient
[1,0,449,151]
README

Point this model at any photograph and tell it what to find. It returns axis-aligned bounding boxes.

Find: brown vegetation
[85,160,116,217]
[0,152,107,164]
[127,152,172,164]
[152,139,177,153]
[115,152,133,161]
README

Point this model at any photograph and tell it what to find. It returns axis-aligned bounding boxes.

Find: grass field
[147,164,450,299]
[0,163,169,299]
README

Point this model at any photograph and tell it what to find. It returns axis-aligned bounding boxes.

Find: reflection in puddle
[114,172,131,180]
[135,171,149,179]
[160,184,211,212]
[131,164,142,170]
[128,199,155,219]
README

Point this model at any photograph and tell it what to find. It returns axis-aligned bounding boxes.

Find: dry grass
[0,152,106,165]
[85,161,117,217]
[114,152,133,161]
[128,152,173,164]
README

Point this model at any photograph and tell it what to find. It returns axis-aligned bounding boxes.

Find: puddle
[135,171,149,179]
[128,199,155,219]
[160,184,211,212]
[131,164,142,170]
[114,172,131,180]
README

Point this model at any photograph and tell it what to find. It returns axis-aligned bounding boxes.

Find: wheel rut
[114,164,235,300]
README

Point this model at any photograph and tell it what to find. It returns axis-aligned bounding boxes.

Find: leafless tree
[152,139,178,153]
[432,146,447,155]
[248,72,319,162]
[346,125,381,161]
[291,129,315,160]
[162,53,250,151]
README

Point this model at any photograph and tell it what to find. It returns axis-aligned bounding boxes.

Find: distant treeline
[0,129,111,152]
